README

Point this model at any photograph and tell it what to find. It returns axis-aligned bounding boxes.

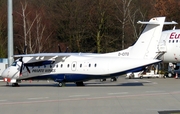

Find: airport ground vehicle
[126,66,163,79]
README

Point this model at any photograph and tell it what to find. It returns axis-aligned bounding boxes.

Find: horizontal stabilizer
[137,17,177,25]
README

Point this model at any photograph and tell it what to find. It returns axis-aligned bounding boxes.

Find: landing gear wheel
[110,77,117,82]
[6,82,9,86]
[58,82,65,87]
[12,83,19,87]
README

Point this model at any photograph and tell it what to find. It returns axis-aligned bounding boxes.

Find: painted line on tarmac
[28,97,49,100]
[0,100,7,102]
[108,92,128,95]
[1,92,180,106]
[69,94,90,98]
[145,91,165,93]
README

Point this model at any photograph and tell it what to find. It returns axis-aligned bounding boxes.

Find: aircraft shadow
[0,81,151,87]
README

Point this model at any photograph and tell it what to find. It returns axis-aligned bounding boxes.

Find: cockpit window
[11,62,17,66]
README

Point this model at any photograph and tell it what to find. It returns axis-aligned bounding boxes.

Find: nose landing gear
[12,83,19,87]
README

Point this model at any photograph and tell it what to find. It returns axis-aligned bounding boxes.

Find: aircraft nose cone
[1,68,9,78]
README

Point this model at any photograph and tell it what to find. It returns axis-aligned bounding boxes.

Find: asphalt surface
[0,76,180,114]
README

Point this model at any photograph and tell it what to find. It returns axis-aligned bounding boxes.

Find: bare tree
[114,0,132,49]
[14,1,53,53]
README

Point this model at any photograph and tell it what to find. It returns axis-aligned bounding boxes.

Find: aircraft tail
[127,17,177,59]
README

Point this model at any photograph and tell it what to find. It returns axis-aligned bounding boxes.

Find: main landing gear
[58,82,65,87]
[110,77,117,82]
[58,81,85,87]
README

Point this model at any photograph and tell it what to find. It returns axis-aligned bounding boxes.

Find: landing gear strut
[6,82,9,86]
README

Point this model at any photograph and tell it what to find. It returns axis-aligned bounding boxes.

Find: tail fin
[129,17,177,59]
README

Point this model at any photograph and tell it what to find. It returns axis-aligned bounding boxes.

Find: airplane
[158,29,180,77]
[1,17,175,87]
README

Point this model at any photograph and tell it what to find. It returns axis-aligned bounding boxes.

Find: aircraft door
[71,61,77,71]
[158,33,167,52]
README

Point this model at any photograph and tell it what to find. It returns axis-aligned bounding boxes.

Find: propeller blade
[58,44,61,52]
[19,58,24,76]
[26,66,30,73]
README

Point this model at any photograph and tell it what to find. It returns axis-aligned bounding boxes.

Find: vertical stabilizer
[129,17,166,59]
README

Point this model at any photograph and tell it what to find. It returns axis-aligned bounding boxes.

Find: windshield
[11,62,17,66]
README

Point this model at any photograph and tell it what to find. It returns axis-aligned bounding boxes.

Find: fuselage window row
[32,63,97,69]
[169,40,179,43]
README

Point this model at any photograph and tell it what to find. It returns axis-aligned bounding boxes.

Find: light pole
[7,0,14,66]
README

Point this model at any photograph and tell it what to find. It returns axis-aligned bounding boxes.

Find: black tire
[58,82,65,87]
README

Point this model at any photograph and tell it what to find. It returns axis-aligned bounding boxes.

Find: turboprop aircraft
[1,17,175,87]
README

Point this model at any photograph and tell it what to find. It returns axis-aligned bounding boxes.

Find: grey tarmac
[0,76,180,114]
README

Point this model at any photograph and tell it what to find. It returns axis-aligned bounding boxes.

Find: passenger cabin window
[61,64,63,68]
[73,64,75,68]
[80,64,82,68]
[94,64,97,67]
[56,64,58,68]
[67,64,70,68]
[89,64,91,67]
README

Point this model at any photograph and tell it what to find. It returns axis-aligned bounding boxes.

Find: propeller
[16,45,30,76]
[58,44,61,52]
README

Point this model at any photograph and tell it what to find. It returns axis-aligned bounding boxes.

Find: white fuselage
[159,29,180,63]
[2,55,159,82]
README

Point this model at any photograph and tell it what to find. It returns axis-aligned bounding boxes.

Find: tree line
[0,0,179,57]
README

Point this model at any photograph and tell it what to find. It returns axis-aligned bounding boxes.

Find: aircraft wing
[13,53,98,66]
[13,53,86,57]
